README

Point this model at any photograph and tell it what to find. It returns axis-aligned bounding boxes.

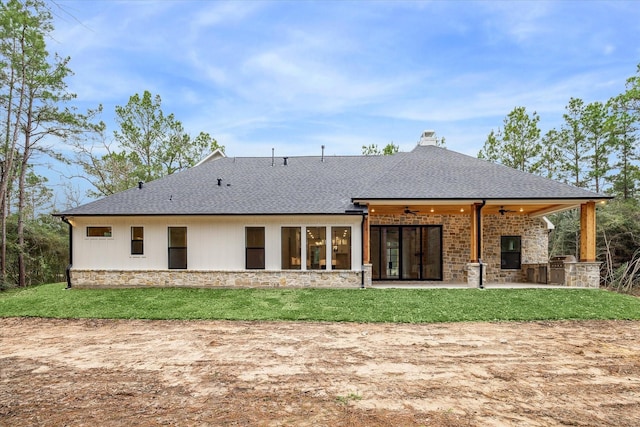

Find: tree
[478,106,542,173]
[71,91,224,198]
[70,116,143,197]
[583,101,613,193]
[0,0,31,284]
[361,142,399,155]
[555,98,591,188]
[607,94,639,199]
[113,90,223,183]
[622,63,640,114]
[0,0,88,286]
[539,129,563,180]
[1,211,67,289]
[553,98,616,193]
[605,66,640,200]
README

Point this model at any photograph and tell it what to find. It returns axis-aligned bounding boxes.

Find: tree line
[478,71,639,197]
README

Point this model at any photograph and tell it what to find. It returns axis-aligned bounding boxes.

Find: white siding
[70,215,363,271]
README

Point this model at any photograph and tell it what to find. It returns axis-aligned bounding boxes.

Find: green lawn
[1,283,639,322]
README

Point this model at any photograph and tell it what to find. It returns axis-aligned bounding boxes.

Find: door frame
[370,225,443,281]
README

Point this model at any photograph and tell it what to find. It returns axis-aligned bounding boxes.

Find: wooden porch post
[470,203,480,262]
[363,214,370,264]
[579,201,596,262]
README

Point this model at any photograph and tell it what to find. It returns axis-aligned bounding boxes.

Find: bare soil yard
[1,318,639,426]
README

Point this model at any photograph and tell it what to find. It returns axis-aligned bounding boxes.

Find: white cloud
[189,1,265,29]
[480,1,553,44]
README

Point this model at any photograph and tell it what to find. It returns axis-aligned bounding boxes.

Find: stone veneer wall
[564,262,601,288]
[71,269,363,289]
[371,213,549,283]
[482,214,549,283]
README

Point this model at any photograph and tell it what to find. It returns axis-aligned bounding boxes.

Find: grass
[1,283,639,323]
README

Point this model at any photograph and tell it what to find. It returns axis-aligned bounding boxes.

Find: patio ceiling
[364,199,608,217]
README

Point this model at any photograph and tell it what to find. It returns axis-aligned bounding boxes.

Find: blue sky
[48,0,640,200]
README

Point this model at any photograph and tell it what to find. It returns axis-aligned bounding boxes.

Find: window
[501,236,521,270]
[131,227,144,255]
[168,227,187,269]
[281,227,301,270]
[246,227,265,269]
[306,227,326,269]
[87,226,112,237]
[331,227,351,270]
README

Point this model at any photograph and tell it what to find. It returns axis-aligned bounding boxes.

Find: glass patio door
[422,226,442,280]
[381,227,399,279]
[371,225,442,281]
[402,227,420,279]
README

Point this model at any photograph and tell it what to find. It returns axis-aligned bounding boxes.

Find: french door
[370,225,442,281]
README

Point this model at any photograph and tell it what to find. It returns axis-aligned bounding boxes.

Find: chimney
[418,130,437,146]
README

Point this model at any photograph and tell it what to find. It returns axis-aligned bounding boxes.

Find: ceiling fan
[404,207,419,215]
[498,206,516,215]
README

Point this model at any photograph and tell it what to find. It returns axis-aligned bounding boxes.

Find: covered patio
[357,199,604,289]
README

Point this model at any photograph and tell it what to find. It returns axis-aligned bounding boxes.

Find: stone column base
[362,264,372,288]
[565,262,601,288]
[466,263,487,288]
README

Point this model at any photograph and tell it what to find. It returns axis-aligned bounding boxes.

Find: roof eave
[352,196,611,205]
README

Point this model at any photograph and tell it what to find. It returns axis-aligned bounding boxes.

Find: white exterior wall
[70,215,363,271]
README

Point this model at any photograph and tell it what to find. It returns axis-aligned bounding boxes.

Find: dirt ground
[1,318,639,427]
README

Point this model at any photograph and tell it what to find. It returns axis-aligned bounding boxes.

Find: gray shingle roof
[56,145,606,216]
[358,145,604,200]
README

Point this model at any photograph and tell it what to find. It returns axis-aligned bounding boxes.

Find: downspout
[360,212,366,289]
[61,216,73,289]
[477,200,486,289]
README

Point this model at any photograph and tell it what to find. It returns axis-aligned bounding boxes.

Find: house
[54,131,609,289]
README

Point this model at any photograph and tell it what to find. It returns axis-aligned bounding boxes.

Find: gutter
[477,200,486,289]
[61,216,73,289]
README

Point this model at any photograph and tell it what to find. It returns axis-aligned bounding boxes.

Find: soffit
[366,200,607,217]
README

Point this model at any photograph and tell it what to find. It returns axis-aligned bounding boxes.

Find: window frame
[246,227,265,270]
[168,227,187,269]
[281,227,302,270]
[86,226,112,238]
[331,226,351,270]
[501,235,522,270]
[306,226,327,270]
[131,226,144,255]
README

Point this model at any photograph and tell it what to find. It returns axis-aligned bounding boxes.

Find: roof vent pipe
[138,181,143,189]
[271,148,275,167]
[283,157,288,166]
[321,145,325,162]
[217,178,222,186]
